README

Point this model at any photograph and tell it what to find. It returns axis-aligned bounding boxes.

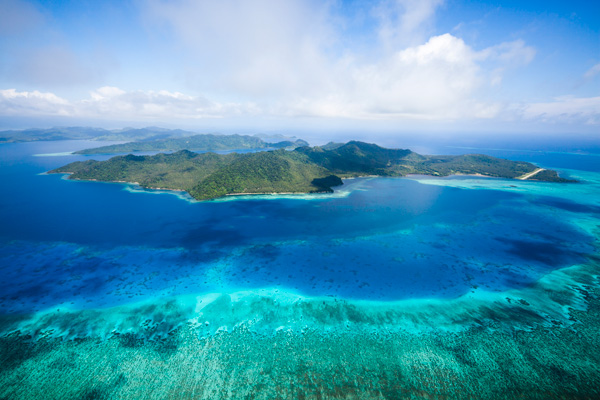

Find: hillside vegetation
[51,141,574,200]
[73,134,309,155]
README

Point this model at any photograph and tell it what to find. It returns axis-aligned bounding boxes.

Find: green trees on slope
[51,141,573,200]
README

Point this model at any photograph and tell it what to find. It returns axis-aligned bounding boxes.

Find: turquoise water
[1,140,599,398]
[0,140,598,337]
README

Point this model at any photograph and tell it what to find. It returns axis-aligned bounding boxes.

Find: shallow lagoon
[1,140,599,398]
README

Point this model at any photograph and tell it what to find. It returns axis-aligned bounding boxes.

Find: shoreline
[405,173,493,179]
[517,168,545,180]
[49,171,562,202]
[50,172,348,201]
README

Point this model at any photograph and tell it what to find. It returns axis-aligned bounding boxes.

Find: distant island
[0,126,194,143]
[73,134,309,154]
[50,141,574,200]
[0,126,307,151]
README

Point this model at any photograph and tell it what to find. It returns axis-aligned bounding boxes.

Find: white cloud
[285,34,512,120]
[0,29,532,124]
[331,34,479,117]
[80,88,227,119]
[521,96,600,125]
[144,0,337,98]
[4,85,596,128]
[140,1,536,122]
[0,1,547,128]
[90,86,127,100]
[0,89,72,116]
[0,87,249,121]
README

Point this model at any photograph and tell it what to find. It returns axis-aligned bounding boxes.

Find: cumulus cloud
[285,34,533,120]
[1,1,547,127]
[81,87,232,119]
[285,34,484,119]
[140,0,535,122]
[0,87,249,121]
[0,89,72,116]
[0,28,535,123]
[5,85,597,128]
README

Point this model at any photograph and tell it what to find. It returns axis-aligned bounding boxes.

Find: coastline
[48,170,568,203]
[225,191,306,196]
[50,171,346,201]
[405,173,493,178]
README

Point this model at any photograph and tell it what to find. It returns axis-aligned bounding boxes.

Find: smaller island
[73,134,309,155]
[49,141,575,200]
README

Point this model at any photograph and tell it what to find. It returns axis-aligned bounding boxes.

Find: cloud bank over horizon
[0,0,598,134]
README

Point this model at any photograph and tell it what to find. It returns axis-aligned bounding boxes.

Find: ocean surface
[1,139,599,398]
[1,140,599,319]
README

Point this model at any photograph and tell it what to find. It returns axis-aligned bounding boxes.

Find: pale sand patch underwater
[407,169,600,206]
[32,151,75,157]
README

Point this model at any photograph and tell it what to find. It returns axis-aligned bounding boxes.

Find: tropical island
[50,141,574,200]
[0,126,194,143]
[72,134,309,155]
[0,126,308,152]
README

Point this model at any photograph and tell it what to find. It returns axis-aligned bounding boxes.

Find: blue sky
[0,0,598,135]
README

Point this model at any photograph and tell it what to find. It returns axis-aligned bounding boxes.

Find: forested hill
[50,141,574,200]
[73,134,309,154]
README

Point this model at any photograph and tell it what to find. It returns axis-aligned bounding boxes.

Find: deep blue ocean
[1,139,598,317]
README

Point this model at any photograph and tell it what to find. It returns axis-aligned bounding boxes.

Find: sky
[0,0,599,137]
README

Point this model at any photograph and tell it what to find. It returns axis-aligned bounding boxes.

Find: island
[49,141,575,200]
[0,126,308,151]
[73,134,309,155]
[0,126,194,143]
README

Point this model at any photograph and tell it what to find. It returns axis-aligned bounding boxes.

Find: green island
[73,134,309,155]
[50,141,574,200]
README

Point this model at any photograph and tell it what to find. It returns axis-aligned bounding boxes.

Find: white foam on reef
[210,178,373,203]
[123,184,198,202]
[212,191,349,202]
[407,169,600,206]
[2,256,597,341]
[53,175,199,203]
[117,176,373,203]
